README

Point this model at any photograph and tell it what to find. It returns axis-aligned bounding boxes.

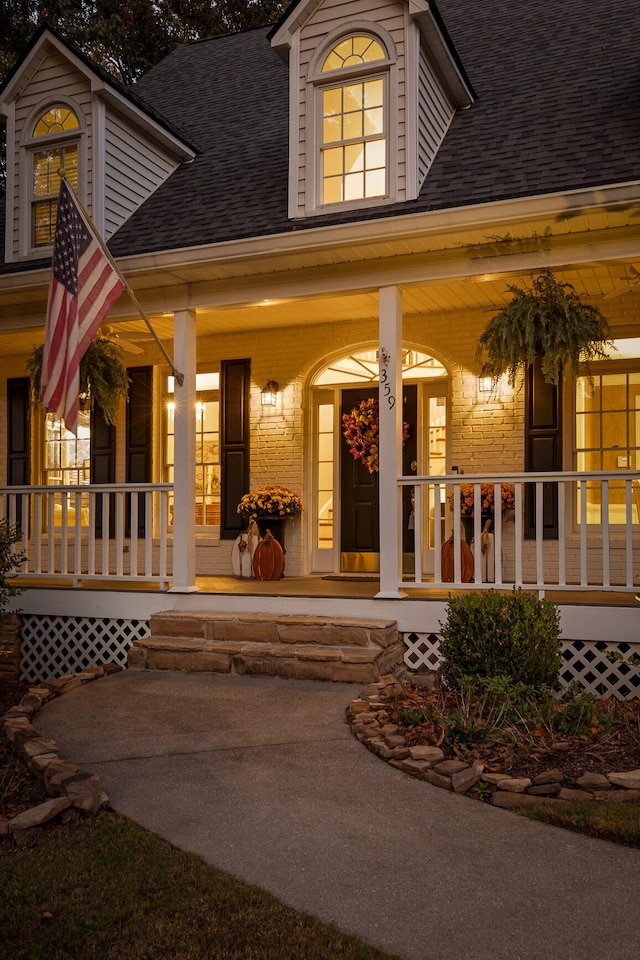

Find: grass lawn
[514,799,640,847]
[0,813,397,960]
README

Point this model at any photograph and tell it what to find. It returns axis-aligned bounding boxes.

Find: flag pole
[60,172,184,387]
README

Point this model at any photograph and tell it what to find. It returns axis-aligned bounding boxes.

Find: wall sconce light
[477,364,495,397]
[261,379,279,406]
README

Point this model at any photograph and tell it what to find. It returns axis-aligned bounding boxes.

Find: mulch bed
[377,681,640,785]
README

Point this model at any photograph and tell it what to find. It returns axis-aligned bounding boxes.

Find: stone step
[130,612,403,683]
[148,611,398,649]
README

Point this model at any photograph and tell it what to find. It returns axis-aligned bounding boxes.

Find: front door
[340,385,417,572]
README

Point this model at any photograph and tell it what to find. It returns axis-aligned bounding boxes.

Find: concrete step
[129,612,403,682]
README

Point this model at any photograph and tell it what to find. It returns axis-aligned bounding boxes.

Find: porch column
[376,285,405,599]
[169,309,198,592]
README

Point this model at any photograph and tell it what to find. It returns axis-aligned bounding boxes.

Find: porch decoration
[440,534,474,583]
[449,483,516,521]
[26,334,130,426]
[237,485,303,520]
[342,398,410,474]
[476,269,613,386]
[252,530,285,580]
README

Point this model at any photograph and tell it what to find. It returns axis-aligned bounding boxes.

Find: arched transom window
[32,104,80,247]
[319,34,388,206]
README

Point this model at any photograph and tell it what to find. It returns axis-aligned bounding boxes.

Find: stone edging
[0,665,120,845]
[347,676,640,809]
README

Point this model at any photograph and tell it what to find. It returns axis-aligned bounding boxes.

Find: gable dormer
[0,24,196,265]
[270,0,474,218]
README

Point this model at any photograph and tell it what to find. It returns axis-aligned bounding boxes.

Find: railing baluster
[579,479,588,586]
[602,480,610,588]
[625,479,634,587]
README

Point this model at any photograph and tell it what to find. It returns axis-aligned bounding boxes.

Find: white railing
[401,471,640,593]
[1,484,173,588]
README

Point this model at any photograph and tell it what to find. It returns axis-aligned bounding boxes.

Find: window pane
[576,411,600,449]
[323,87,342,116]
[576,376,600,413]
[364,78,384,107]
[602,411,627,446]
[343,110,363,140]
[365,168,385,197]
[323,176,343,204]
[323,146,343,177]
[343,83,363,112]
[318,403,333,432]
[323,114,342,144]
[365,138,385,168]
[364,106,384,136]
[34,106,79,136]
[344,171,364,200]
[344,143,364,172]
[601,374,627,409]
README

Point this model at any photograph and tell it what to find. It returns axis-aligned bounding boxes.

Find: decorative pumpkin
[441,535,474,583]
[252,531,285,581]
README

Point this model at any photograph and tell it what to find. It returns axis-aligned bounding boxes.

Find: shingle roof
[109,0,640,256]
[5,0,640,265]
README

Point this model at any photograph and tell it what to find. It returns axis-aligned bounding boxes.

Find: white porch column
[376,285,405,598]
[169,309,198,592]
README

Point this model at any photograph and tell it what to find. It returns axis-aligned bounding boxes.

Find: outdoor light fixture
[261,379,279,406]
[477,364,494,395]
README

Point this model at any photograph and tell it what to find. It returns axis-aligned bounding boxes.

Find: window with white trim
[165,372,221,529]
[316,34,390,207]
[30,104,80,247]
[576,368,640,524]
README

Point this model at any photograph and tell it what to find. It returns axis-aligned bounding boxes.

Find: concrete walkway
[37,671,640,960]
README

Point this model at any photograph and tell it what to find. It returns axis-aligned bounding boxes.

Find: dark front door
[340,385,417,572]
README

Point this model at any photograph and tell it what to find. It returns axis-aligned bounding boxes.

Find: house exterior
[0,0,639,692]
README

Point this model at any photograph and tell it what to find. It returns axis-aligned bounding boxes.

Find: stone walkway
[36,670,640,960]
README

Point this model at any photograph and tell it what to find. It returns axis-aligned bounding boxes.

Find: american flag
[40,179,125,435]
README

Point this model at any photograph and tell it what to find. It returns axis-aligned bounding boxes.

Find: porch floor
[13,573,639,606]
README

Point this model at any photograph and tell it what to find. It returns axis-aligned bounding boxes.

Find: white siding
[103,113,180,239]
[296,0,408,216]
[11,49,93,258]
[417,45,455,189]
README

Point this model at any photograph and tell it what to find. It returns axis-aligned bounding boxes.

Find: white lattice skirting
[402,632,640,700]
[20,615,150,684]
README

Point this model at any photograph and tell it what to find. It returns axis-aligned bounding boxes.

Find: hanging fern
[476,270,613,386]
[26,334,130,426]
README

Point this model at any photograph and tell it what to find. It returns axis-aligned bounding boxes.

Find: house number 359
[380,349,396,409]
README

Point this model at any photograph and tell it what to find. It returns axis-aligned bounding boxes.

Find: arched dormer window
[315,33,392,207]
[31,104,80,247]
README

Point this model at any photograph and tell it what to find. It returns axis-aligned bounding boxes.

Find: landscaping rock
[575,772,611,791]
[408,746,444,763]
[532,769,564,785]
[452,765,483,794]
[606,769,640,790]
[496,778,532,793]
[61,773,105,814]
[526,783,562,797]
[432,759,468,777]
[558,787,592,802]
[9,797,71,831]
[423,770,452,790]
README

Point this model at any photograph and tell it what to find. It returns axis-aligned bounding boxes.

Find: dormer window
[311,31,395,211]
[31,105,80,247]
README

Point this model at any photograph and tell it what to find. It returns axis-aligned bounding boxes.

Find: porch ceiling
[1,259,639,358]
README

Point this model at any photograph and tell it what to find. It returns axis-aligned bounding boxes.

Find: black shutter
[7,377,31,530]
[126,367,152,538]
[220,359,250,540]
[524,357,562,539]
[90,405,116,538]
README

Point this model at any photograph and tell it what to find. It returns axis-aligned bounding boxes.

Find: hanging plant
[476,269,613,386]
[342,398,410,474]
[26,334,130,426]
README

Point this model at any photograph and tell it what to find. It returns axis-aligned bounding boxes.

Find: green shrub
[439,588,561,692]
